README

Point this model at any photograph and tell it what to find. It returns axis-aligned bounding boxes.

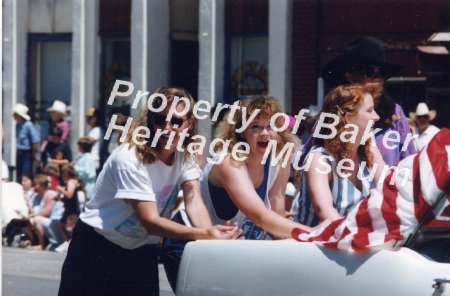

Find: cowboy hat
[321,36,404,83]
[47,100,67,115]
[13,103,31,121]
[409,102,436,121]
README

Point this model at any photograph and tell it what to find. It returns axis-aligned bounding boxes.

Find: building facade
[2,0,449,177]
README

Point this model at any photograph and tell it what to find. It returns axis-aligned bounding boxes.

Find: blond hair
[215,95,296,163]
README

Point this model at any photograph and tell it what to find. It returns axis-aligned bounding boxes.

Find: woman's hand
[205,224,242,240]
[312,218,334,232]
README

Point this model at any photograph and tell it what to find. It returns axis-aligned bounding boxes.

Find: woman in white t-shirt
[86,107,105,170]
[58,87,241,296]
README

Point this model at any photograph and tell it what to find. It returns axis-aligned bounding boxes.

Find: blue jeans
[160,212,190,293]
[16,149,33,181]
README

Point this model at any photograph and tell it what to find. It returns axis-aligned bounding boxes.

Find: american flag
[292,129,450,251]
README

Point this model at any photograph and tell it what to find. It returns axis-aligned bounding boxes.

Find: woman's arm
[48,158,70,166]
[29,191,58,218]
[57,179,77,199]
[210,156,311,237]
[129,199,240,240]
[182,180,213,228]
[268,164,291,217]
[305,151,341,222]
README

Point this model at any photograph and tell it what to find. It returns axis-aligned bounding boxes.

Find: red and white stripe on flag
[292,128,450,252]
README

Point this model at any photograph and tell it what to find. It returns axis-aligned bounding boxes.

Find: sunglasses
[153,113,186,127]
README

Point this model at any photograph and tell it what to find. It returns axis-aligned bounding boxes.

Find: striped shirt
[295,146,373,227]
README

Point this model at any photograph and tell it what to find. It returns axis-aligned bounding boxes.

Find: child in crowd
[74,136,96,202]
[41,126,72,170]
[55,165,84,253]
[44,162,61,191]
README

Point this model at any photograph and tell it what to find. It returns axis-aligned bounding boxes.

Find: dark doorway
[170,40,199,100]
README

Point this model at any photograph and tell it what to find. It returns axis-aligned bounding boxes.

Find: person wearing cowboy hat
[321,36,404,86]
[47,100,71,143]
[409,102,440,151]
[321,36,416,166]
[41,100,71,154]
[13,103,40,181]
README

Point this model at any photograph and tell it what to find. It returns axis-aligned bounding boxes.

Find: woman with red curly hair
[295,82,387,227]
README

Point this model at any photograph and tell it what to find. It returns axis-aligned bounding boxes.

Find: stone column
[268,0,292,112]
[2,0,29,170]
[198,0,225,145]
[130,0,170,117]
[71,0,100,150]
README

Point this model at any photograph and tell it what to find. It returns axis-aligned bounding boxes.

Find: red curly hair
[316,82,382,168]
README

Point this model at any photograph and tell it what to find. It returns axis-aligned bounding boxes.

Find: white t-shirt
[2,181,27,227]
[80,143,202,249]
[1,160,9,180]
[416,125,440,151]
[88,126,104,169]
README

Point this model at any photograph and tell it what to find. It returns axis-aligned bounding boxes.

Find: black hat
[321,36,404,83]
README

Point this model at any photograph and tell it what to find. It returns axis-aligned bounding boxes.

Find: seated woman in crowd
[295,82,387,227]
[27,174,61,250]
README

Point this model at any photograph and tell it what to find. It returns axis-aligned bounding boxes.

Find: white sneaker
[55,241,70,253]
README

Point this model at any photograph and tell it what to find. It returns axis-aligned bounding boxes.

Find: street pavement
[2,246,175,296]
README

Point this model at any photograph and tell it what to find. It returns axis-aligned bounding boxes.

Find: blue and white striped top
[295,146,374,227]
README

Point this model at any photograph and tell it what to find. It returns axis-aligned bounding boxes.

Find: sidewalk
[2,246,175,296]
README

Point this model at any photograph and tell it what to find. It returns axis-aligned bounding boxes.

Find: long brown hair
[61,164,86,193]
[125,87,199,164]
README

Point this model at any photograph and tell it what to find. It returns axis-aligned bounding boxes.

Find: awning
[417,45,449,55]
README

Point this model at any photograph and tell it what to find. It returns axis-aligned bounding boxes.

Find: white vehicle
[176,240,450,296]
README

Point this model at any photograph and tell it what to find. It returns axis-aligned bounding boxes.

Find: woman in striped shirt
[295,82,387,226]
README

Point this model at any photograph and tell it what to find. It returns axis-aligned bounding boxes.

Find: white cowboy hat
[13,103,31,121]
[409,102,436,121]
[47,100,67,115]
